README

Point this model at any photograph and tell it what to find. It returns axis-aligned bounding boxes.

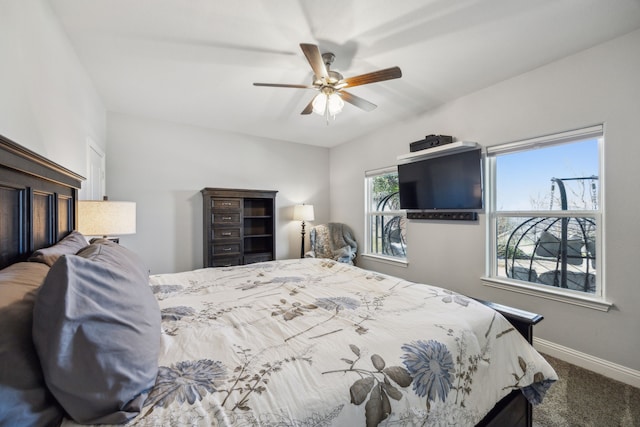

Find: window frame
[482,125,611,311]
[363,166,408,265]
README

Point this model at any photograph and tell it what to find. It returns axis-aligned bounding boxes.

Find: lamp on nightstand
[293,204,314,258]
[78,196,136,243]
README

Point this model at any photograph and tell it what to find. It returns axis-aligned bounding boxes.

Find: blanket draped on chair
[305,223,357,264]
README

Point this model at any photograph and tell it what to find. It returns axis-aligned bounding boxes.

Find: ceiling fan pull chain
[324,97,330,125]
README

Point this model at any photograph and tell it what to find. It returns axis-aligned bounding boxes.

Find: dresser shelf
[202,188,277,267]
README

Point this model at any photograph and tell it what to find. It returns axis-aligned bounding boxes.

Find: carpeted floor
[533,354,640,427]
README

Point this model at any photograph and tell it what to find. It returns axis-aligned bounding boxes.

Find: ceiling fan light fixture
[327,92,344,115]
[312,91,344,117]
[254,43,401,119]
[311,92,326,115]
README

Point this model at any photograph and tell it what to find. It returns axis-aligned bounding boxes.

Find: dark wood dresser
[202,188,277,267]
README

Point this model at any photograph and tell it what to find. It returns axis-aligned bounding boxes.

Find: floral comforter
[74,258,556,426]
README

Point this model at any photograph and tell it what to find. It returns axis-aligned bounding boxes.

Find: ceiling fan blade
[340,91,377,112]
[253,82,312,88]
[341,66,402,88]
[301,98,314,115]
[300,43,329,80]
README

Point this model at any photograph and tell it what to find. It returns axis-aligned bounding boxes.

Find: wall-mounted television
[398,148,483,211]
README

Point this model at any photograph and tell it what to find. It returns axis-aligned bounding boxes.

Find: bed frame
[475,299,543,426]
[0,134,83,269]
[0,134,542,427]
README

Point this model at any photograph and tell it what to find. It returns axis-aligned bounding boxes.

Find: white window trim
[485,124,611,310]
[486,125,603,156]
[365,165,397,178]
[362,253,409,267]
[481,276,612,311]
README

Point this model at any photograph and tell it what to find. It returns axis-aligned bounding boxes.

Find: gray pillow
[0,262,64,427]
[28,230,88,266]
[33,240,161,424]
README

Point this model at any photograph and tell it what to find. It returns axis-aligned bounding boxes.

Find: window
[486,125,604,304]
[365,167,407,261]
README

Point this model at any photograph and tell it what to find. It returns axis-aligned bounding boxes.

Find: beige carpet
[533,354,640,427]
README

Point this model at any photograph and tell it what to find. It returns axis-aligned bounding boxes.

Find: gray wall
[107,112,330,274]
[0,0,105,176]
[330,29,640,371]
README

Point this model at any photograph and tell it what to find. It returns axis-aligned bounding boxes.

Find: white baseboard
[534,337,640,389]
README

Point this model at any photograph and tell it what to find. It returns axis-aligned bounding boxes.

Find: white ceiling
[49,0,640,148]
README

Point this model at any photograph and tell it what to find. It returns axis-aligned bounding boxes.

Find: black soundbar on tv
[406,211,478,221]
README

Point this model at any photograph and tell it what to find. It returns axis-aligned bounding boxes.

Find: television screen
[398,149,483,210]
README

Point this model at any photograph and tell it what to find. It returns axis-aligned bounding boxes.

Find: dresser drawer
[213,228,241,240]
[210,255,242,267]
[213,243,241,255]
[244,253,273,264]
[212,212,241,225]
[212,198,241,210]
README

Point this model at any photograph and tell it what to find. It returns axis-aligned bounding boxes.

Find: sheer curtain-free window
[486,125,604,301]
[364,167,407,262]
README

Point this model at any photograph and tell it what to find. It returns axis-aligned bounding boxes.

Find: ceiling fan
[253,43,402,120]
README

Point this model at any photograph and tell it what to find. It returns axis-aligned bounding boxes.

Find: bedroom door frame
[82,138,106,201]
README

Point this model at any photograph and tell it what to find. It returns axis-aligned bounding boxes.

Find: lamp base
[300,221,306,258]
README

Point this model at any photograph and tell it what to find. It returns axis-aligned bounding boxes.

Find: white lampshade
[293,204,315,222]
[78,200,136,237]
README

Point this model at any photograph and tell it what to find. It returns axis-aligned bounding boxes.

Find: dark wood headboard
[0,134,84,269]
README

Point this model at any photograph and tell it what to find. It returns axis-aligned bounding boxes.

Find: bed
[0,134,556,427]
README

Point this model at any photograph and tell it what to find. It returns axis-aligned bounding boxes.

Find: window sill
[481,277,613,312]
[361,253,408,268]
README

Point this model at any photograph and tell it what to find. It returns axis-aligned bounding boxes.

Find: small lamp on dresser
[293,204,314,258]
[78,197,136,243]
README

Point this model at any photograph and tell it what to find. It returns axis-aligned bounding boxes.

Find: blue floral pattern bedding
[65,258,556,426]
